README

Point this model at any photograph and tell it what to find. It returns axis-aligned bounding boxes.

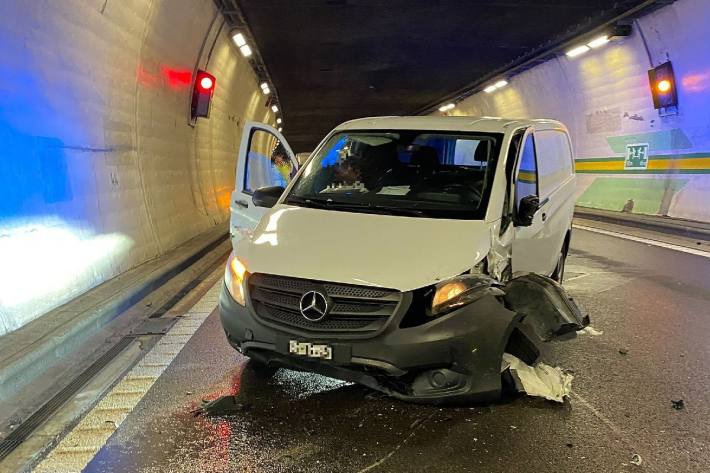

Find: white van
[220,116,588,403]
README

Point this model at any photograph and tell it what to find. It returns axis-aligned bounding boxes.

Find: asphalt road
[76,227,709,473]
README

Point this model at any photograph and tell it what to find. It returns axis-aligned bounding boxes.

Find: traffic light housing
[191,70,216,119]
[648,61,677,111]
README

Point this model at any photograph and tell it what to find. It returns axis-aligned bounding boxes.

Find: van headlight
[225,254,248,306]
[430,274,504,317]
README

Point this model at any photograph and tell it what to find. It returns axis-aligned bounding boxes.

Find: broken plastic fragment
[578,326,603,336]
[191,395,251,417]
[502,353,573,403]
[630,454,642,466]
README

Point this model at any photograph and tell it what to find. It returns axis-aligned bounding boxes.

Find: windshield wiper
[284,195,333,209]
[286,195,427,217]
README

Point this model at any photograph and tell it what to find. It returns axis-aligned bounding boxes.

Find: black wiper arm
[326,201,427,217]
[285,195,332,208]
[286,196,427,216]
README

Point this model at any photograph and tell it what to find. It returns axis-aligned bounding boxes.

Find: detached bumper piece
[504,273,590,341]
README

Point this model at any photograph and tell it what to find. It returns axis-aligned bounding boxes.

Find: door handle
[234,199,248,208]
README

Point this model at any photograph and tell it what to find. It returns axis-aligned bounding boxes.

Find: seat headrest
[411,146,439,169]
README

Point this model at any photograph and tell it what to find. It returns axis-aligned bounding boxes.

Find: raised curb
[0,227,229,403]
[574,206,710,241]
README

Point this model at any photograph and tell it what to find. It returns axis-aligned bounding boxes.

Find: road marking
[571,392,662,473]
[357,412,435,473]
[33,283,221,473]
[573,224,710,258]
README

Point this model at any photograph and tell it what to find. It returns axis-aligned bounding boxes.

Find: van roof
[335,115,567,134]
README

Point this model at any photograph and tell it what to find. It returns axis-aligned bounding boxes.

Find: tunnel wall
[444,0,710,223]
[0,0,274,335]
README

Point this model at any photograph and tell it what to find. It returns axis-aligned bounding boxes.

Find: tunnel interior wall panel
[0,0,274,335]
[444,0,710,223]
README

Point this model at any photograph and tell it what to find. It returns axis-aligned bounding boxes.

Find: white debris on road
[502,353,573,403]
[578,326,604,336]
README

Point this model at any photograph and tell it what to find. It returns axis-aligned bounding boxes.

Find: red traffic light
[192,70,216,119]
[199,76,214,91]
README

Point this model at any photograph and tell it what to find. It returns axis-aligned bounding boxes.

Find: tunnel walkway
[5,221,707,473]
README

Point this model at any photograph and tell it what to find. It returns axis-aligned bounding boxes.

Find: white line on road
[33,282,221,473]
[573,224,710,258]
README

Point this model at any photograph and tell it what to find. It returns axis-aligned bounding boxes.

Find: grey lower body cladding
[219,273,588,404]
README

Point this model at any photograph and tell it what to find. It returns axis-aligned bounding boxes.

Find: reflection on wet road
[74,227,710,472]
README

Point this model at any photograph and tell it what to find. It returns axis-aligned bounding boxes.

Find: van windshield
[285,130,503,219]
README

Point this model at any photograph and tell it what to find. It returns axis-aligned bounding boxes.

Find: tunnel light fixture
[438,103,455,112]
[260,82,271,95]
[271,105,279,113]
[278,127,283,132]
[276,117,282,124]
[239,44,253,58]
[483,79,508,94]
[232,33,247,48]
[232,32,253,57]
[566,45,590,58]
[587,35,610,49]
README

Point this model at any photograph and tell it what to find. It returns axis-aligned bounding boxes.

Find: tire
[551,237,569,284]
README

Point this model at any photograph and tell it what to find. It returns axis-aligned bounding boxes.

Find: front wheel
[551,246,567,283]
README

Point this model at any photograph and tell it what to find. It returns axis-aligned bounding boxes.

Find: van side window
[515,134,538,210]
[534,130,573,198]
[244,129,295,194]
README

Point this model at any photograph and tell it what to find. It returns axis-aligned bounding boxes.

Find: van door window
[515,134,538,210]
[534,130,573,198]
[244,129,296,194]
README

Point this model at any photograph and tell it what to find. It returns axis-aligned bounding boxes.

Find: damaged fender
[504,273,589,341]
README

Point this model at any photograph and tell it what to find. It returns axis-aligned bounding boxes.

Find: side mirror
[516,195,540,227]
[252,186,285,208]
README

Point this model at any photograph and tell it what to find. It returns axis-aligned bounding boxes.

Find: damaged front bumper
[219,273,588,404]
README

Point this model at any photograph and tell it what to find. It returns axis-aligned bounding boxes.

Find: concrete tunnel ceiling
[237,0,652,152]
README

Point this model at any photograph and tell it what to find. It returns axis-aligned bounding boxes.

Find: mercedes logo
[299,290,329,322]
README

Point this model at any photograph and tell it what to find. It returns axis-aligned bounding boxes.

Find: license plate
[289,340,333,360]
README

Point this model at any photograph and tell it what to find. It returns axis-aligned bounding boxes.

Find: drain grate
[0,336,134,461]
[149,251,228,318]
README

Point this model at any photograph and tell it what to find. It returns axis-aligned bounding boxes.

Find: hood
[236,205,492,292]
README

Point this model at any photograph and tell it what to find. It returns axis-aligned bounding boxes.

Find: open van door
[230,122,298,247]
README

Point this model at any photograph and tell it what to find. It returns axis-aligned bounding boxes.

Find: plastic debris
[191,395,251,416]
[630,454,642,466]
[502,353,573,403]
[578,326,603,336]
[671,399,684,410]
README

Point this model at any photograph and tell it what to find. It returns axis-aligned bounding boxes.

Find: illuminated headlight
[430,274,504,317]
[225,254,248,306]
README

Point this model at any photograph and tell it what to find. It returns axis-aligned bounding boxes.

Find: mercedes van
[220,116,588,403]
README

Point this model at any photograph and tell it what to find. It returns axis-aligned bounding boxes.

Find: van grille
[248,273,401,334]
